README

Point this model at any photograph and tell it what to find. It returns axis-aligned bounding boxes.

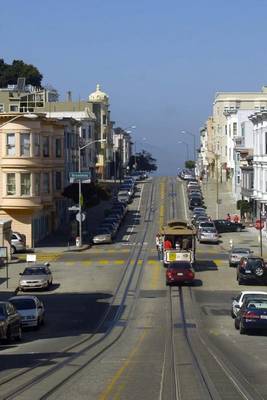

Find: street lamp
[180,130,196,161]
[77,139,106,247]
[178,141,189,162]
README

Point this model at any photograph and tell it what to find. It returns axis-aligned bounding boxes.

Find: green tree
[129,150,157,172]
[0,59,43,87]
[62,182,111,208]
[185,160,195,169]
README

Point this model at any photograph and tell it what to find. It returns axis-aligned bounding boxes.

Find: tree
[129,150,157,172]
[185,160,195,169]
[62,182,112,208]
[0,59,43,88]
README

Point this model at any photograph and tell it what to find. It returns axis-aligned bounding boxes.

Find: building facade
[212,86,267,181]
[0,113,65,247]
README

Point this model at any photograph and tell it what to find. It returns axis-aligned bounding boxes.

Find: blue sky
[1,0,267,175]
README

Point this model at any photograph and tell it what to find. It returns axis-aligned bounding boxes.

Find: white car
[231,291,267,318]
[8,295,45,328]
[197,227,219,243]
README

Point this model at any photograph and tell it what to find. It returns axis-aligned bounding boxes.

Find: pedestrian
[226,213,231,221]
[233,214,239,223]
[164,238,173,250]
[155,234,160,251]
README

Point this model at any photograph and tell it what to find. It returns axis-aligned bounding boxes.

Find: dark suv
[237,256,267,285]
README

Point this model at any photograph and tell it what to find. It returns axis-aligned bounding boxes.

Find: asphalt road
[1,177,267,399]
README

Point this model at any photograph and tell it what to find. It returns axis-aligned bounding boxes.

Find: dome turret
[89,84,109,104]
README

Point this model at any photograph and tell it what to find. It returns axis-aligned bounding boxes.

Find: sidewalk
[202,179,267,258]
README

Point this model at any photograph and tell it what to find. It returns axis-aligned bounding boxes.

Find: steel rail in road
[0,181,157,400]
[163,177,263,400]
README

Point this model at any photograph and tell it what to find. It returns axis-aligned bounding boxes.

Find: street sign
[69,172,91,181]
[68,205,79,211]
[76,212,86,222]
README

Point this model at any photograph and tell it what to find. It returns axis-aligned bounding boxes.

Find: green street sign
[69,172,91,181]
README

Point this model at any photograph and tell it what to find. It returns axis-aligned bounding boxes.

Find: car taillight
[243,311,259,319]
[167,271,173,278]
[187,270,194,278]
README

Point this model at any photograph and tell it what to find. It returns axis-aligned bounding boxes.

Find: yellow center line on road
[98,331,147,400]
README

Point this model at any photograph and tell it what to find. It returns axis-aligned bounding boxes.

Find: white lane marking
[181,182,189,220]
[125,184,144,242]
[158,340,167,400]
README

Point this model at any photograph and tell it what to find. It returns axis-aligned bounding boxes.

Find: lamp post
[77,139,106,247]
[180,130,196,161]
[178,140,189,163]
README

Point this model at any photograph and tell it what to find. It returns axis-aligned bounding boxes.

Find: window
[265,132,267,155]
[237,175,240,184]
[34,134,40,156]
[43,136,49,157]
[102,115,107,125]
[20,133,30,156]
[9,104,18,112]
[0,104,4,112]
[43,173,50,193]
[55,138,62,157]
[225,146,227,156]
[241,124,245,137]
[88,125,92,138]
[21,173,31,196]
[35,173,40,196]
[55,172,62,191]
[225,125,227,135]
[82,128,86,139]
[6,173,16,195]
[233,122,237,136]
[229,125,231,136]
[6,133,15,155]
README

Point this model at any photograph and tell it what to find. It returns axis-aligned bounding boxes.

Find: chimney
[67,91,72,102]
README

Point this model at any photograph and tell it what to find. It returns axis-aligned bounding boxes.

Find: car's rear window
[23,268,47,275]
[200,223,214,227]
[247,301,267,309]
[233,248,250,254]
[247,259,264,268]
[0,305,5,316]
[169,262,191,269]
[10,299,35,310]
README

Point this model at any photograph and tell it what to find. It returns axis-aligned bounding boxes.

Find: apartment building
[113,128,132,179]
[0,113,65,247]
[249,110,267,218]
[212,86,267,181]
[224,109,254,200]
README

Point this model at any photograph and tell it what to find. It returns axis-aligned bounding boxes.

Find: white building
[249,111,267,217]
[45,110,96,182]
[224,109,254,200]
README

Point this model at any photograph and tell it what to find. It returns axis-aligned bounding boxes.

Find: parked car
[234,297,267,334]
[213,219,245,233]
[0,301,22,342]
[231,291,267,318]
[229,247,253,267]
[9,295,45,328]
[192,207,206,214]
[11,231,26,254]
[189,198,204,210]
[197,227,219,244]
[166,261,195,285]
[237,256,267,285]
[19,264,53,291]
[92,228,113,244]
[117,191,131,204]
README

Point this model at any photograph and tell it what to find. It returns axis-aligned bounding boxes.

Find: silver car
[93,228,112,244]
[229,247,252,267]
[19,265,53,291]
[198,227,219,243]
[11,232,26,254]
[9,295,45,328]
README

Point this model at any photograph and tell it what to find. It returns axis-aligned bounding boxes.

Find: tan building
[212,86,267,180]
[0,113,65,247]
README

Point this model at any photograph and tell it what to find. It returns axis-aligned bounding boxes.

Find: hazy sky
[1,0,267,175]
